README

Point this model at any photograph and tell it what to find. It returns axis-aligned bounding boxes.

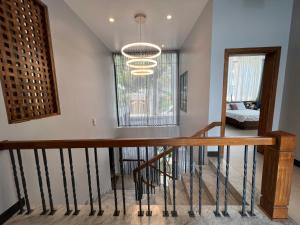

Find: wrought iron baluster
[9,149,24,214]
[94,148,104,216]
[240,145,248,217]
[248,145,257,216]
[198,146,203,216]
[214,146,221,217]
[110,147,120,216]
[158,151,161,185]
[16,149,32,214]
[59,148,72,215]
[145,147,152,216]
[176,147,179,179]
[222,145,230,217]
[84,148,96,216]
[68,148,80,215]
[184,147,187,173]
[118,147,126,215]
[34,149,48,215]
[42,149,55,215]
[171,148,177,217]
[137,147,144,216]
[188,146,195,217]
[162,146,169,217]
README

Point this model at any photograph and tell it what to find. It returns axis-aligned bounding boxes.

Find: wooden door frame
[221,47,281,152]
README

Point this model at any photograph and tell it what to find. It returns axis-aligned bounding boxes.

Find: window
[0,0,60,123]
[114,52,178,127]
[227,55,265,102]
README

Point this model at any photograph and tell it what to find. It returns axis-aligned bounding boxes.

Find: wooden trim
[221,47,281,154]
[260,131,296,219]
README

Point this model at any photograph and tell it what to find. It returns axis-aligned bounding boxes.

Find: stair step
[168,179,189,205]
[181,173,214,205]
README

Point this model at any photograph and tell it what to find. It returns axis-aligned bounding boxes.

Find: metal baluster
[59,148,72,215]
[16,149,32,214]
[162,146,169,217]
[9,149,24,214]
[158,156,161,185]
[34,149,48,215]
[118,147,126,215]
[248,145,257,216]
[145,147,152,216]
[85,148,96,216]
[42,149,56,215]
[137,147,144,216]
[171,148,178,217]
[68,148,80,215]
[198,146,203,216]
[214,146,221,217]
[184,147,187,173]
[110,147,120,216]
[176,147,179,179]
[240,145,248,217]
[222,145,230,217]
[94,148,104,216]
[188,146,195,217]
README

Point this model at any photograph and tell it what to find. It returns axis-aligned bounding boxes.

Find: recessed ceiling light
[109,17,115,23]
[161,44,165,48]
[166,14,172,20]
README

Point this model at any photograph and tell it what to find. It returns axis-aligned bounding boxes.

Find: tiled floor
[225,125,300,224]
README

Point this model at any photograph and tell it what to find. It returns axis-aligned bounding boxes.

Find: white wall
[179,0,212,136]
[0,0,115,213]
[280,0,300,161]
[208,0,294,133]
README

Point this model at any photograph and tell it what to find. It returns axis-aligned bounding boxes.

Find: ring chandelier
[131,69,154,76]
[126,58,157,69]
[121,13,161,76]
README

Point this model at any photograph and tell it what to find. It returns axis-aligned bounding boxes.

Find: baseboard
[207,151,219,157]
[0,198,24,224]
[294,159,300,167]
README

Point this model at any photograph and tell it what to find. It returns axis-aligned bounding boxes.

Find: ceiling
[64,0,208,51]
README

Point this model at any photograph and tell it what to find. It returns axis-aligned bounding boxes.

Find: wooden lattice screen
[0,0,59,123]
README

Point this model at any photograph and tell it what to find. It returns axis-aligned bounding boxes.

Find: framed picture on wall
[179,71,188,112]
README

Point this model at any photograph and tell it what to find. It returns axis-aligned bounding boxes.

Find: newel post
[260,131,296,219]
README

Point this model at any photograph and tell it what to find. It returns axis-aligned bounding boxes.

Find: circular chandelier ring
[121,42,161,59]
[131,69,154,76]
[126,58,157,69]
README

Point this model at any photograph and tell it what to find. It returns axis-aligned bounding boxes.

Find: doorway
[221,47,281,153]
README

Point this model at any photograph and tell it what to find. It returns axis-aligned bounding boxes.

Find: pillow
[230,103,238,110]
[236,102,246,110]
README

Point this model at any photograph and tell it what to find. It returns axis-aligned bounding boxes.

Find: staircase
[1,124,296,224]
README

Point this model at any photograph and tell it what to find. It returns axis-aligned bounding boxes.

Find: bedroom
[225,54,265,137]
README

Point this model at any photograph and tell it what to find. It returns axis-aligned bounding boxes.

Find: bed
[226,109,260,130]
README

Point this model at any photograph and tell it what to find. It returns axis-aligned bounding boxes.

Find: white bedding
[226,109,260,122]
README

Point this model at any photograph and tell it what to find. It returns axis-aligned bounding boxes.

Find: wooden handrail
[192,121,222,137]
[132,122,240,182]
[0,136,275,150]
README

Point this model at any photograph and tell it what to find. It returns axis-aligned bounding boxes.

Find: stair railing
[0,128,295,221]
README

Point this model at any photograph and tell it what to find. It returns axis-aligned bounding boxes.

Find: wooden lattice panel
[0,0,59,123]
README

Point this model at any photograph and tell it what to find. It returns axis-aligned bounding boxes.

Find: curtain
[227,55,265,102]
[114,52,178,127]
